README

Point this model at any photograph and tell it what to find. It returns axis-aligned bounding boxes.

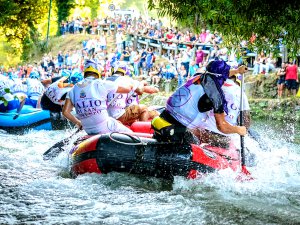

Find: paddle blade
[13,114,19,120]
[43,140,68,161]
[236,165,254,182]
[42,128,81,161]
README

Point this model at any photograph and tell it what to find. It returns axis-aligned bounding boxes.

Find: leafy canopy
[148,0,300,55]
[0,0,49,48]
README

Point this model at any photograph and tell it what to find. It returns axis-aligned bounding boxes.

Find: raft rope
[108,132,148,146]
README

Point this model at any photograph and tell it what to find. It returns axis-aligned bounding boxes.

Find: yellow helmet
[113,61,130,76]
[84,60,100,78]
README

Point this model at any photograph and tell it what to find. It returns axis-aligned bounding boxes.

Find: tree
[148,0,300,57]
[86,0,99,19]
[56,0,76,33]
[0,0,48,51]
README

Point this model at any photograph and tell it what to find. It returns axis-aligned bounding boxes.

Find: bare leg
[138,104,150,121]
[36,96,42,109]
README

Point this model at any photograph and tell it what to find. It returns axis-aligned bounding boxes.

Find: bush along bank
[245,72,300,121]
[249,98,300,122]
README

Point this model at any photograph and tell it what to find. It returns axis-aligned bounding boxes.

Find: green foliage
[0,88,13,106]
[148,0,300,53]
[56,0,76,30]
[0,0,49,51]
[85,0,99,19]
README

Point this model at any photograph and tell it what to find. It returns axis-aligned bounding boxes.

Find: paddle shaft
[13,98,26,120]
[239,73,246,166]
[138,93,150,102]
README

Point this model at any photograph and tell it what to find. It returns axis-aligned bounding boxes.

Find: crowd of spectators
[1,13,298,96]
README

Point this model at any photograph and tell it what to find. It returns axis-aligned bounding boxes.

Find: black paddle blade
[42,128,81,161]
[13,114,19,120]
[43,139,69,161]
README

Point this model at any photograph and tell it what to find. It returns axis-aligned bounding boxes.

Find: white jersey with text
[107,75,139,119]
[45,79,72,105]
[26,78,44,100]
[126,92,139,106]
[67,77,131,135]
[200,79,250,136]
[11,78,28,96]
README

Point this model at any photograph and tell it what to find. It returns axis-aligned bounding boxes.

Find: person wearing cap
[191,74,251,148]
[25,71,45,108]
[41,69,82,112]
[107,61,159,126]
[151,60,247,143]
[62,60,133,135]
[0,75,26,112]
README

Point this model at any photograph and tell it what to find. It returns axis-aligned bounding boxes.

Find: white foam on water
[1,125,299,224]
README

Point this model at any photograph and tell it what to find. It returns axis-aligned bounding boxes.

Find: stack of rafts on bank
[69,121,242,180]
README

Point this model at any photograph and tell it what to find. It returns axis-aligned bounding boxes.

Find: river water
[0,120,299,225]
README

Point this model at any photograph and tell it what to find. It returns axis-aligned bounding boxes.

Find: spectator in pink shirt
[199,29,207,43]
[195,46,205,65]
[285,61,299,96]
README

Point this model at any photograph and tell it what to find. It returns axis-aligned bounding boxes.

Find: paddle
[236,72,254,181]
[138,93,150,102]
[43,128,81,161]
[13,98,26,120]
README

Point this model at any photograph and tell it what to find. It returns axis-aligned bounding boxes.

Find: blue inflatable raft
[0,105,50,128]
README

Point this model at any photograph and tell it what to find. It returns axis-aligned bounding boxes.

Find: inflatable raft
[69,122,241,179]
[0,105,50,129]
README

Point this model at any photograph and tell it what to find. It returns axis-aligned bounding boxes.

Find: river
[0,120,299,225]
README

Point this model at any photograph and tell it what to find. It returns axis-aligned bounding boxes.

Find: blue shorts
[25,98,38,108]
[277,76,285,85]
[285,79,298,90]
[0,99,20,112]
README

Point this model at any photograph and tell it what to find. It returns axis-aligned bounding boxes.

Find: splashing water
[0,122,299,225]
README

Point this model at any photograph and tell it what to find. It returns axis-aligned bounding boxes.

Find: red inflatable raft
[69,121,241,179]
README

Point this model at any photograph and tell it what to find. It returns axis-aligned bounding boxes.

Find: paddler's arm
[214,112,247,136]
[116,83,134,93]
[131,80,144,95]
[58,76,73,88]
[229,65,247,77]
[143,85,159,94]
[62,99,82,129]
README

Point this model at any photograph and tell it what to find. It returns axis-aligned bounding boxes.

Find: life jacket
[68,77,115,135]
[106,75,138,119]
[166,75,209,129]
[26,78,44,100]
[12,78,28,96]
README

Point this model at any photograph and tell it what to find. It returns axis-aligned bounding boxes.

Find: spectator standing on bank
[116,29,124,53]
[57,51,64,69]
[145,47,154,71]
[188,61,199,77]
[195,46,205,66]
[285,60,299,96]
[181,46,192,73]
[177,64,187,87]
[276,62,286,98]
